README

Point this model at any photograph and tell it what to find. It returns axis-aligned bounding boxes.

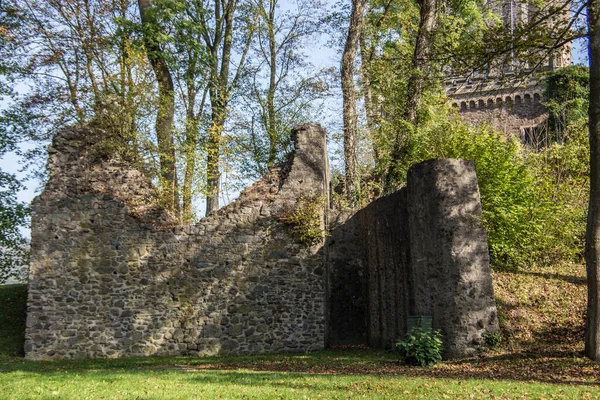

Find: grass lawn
[2,261,600,399]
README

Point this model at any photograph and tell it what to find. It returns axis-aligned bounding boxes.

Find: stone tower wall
[446,76,548,136]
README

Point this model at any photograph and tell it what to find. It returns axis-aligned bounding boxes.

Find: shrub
[483,331,503,348]
[384,114,589,271]
[396,326,443,367]
[280,195,325,245]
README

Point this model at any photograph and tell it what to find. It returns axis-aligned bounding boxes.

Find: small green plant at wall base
[483,331,503,348]
[280,195,325,245]
[396,326,443,367]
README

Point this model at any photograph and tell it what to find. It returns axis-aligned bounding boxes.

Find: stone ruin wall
[25,124,329,360]
[25,122,499,360]
[327,159,499,358]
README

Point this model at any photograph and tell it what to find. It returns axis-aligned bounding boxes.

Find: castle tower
[445,0,572,142]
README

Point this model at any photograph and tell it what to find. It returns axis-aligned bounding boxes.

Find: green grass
[2,279,600,399]
[2,368,600,399]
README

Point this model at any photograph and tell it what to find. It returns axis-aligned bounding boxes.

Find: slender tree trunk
[206,104,226,215]
[266,0,278,166]
[119,1,138,160]
[182,119,198,223]
[360,28,380,163]
[205,0,237,216]
[138,0,179,216]
[182,57,207,223]
[585,0,600,361]
[384,0,436,191]
[341,0,368,205]
[405,0,436,123]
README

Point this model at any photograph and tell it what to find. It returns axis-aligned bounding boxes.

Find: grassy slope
[492,262,587,355]
[1,267,600,399]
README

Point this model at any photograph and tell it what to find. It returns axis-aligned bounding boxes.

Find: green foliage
[396,326,443,367]
[0,173,29,284]
[383,107,589,271]
[388,115,533,269]
[280,195,325,245]
[483,331,503,348]
[524,128,589,266]
[545,66,589,136]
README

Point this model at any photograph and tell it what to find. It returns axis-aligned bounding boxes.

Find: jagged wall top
[40,123,329,228]
[26,123,330,360]
[42,127,178,226]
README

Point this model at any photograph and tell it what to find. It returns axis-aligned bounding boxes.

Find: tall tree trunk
[266,0,278,166]
[405,0,436,123]
[585,0,600,361]
[138,0,179,216]
[182,61,207,223]
[202,0,254,215]
[341,0,368,206]
[205,101,226,215]
[360,28,380,164]
[384,0,436,191]
[205,0,236,216]
[119,0,138,160]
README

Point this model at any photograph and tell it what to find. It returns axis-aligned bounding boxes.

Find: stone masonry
[446,75,548,137]
[327,159,499,358]
[444,0,572,138]
[25,124,329,360]
[26,122,498,360]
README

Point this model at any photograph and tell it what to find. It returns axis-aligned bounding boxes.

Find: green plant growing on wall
[396,326,443,367]
[280,195,325,245]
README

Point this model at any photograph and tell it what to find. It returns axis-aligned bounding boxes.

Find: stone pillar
[407,159,499,358]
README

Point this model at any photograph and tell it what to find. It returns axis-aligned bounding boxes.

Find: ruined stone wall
[25,124,329,360]
[327,159,499,358]
[407,160,499,358]
[26,121,497,361]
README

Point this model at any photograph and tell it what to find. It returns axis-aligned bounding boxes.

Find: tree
[196,0,256,215]
[545,65,589,140]
[233,0,329,178]
[138,0,179,216]
[1,0,158,182]
[149,0,212,222]
[0,172,29,284]
[341,0,368,205]
[383,0,437,190]
[404,0,436,124]
[0,4,30,284]
[586,0,600,362]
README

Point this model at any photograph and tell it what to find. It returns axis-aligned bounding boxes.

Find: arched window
[515,95,522,105]
[469,100,476,109]
[524,94,531,104]
[478,100,485,108]
[460,101,467,110]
